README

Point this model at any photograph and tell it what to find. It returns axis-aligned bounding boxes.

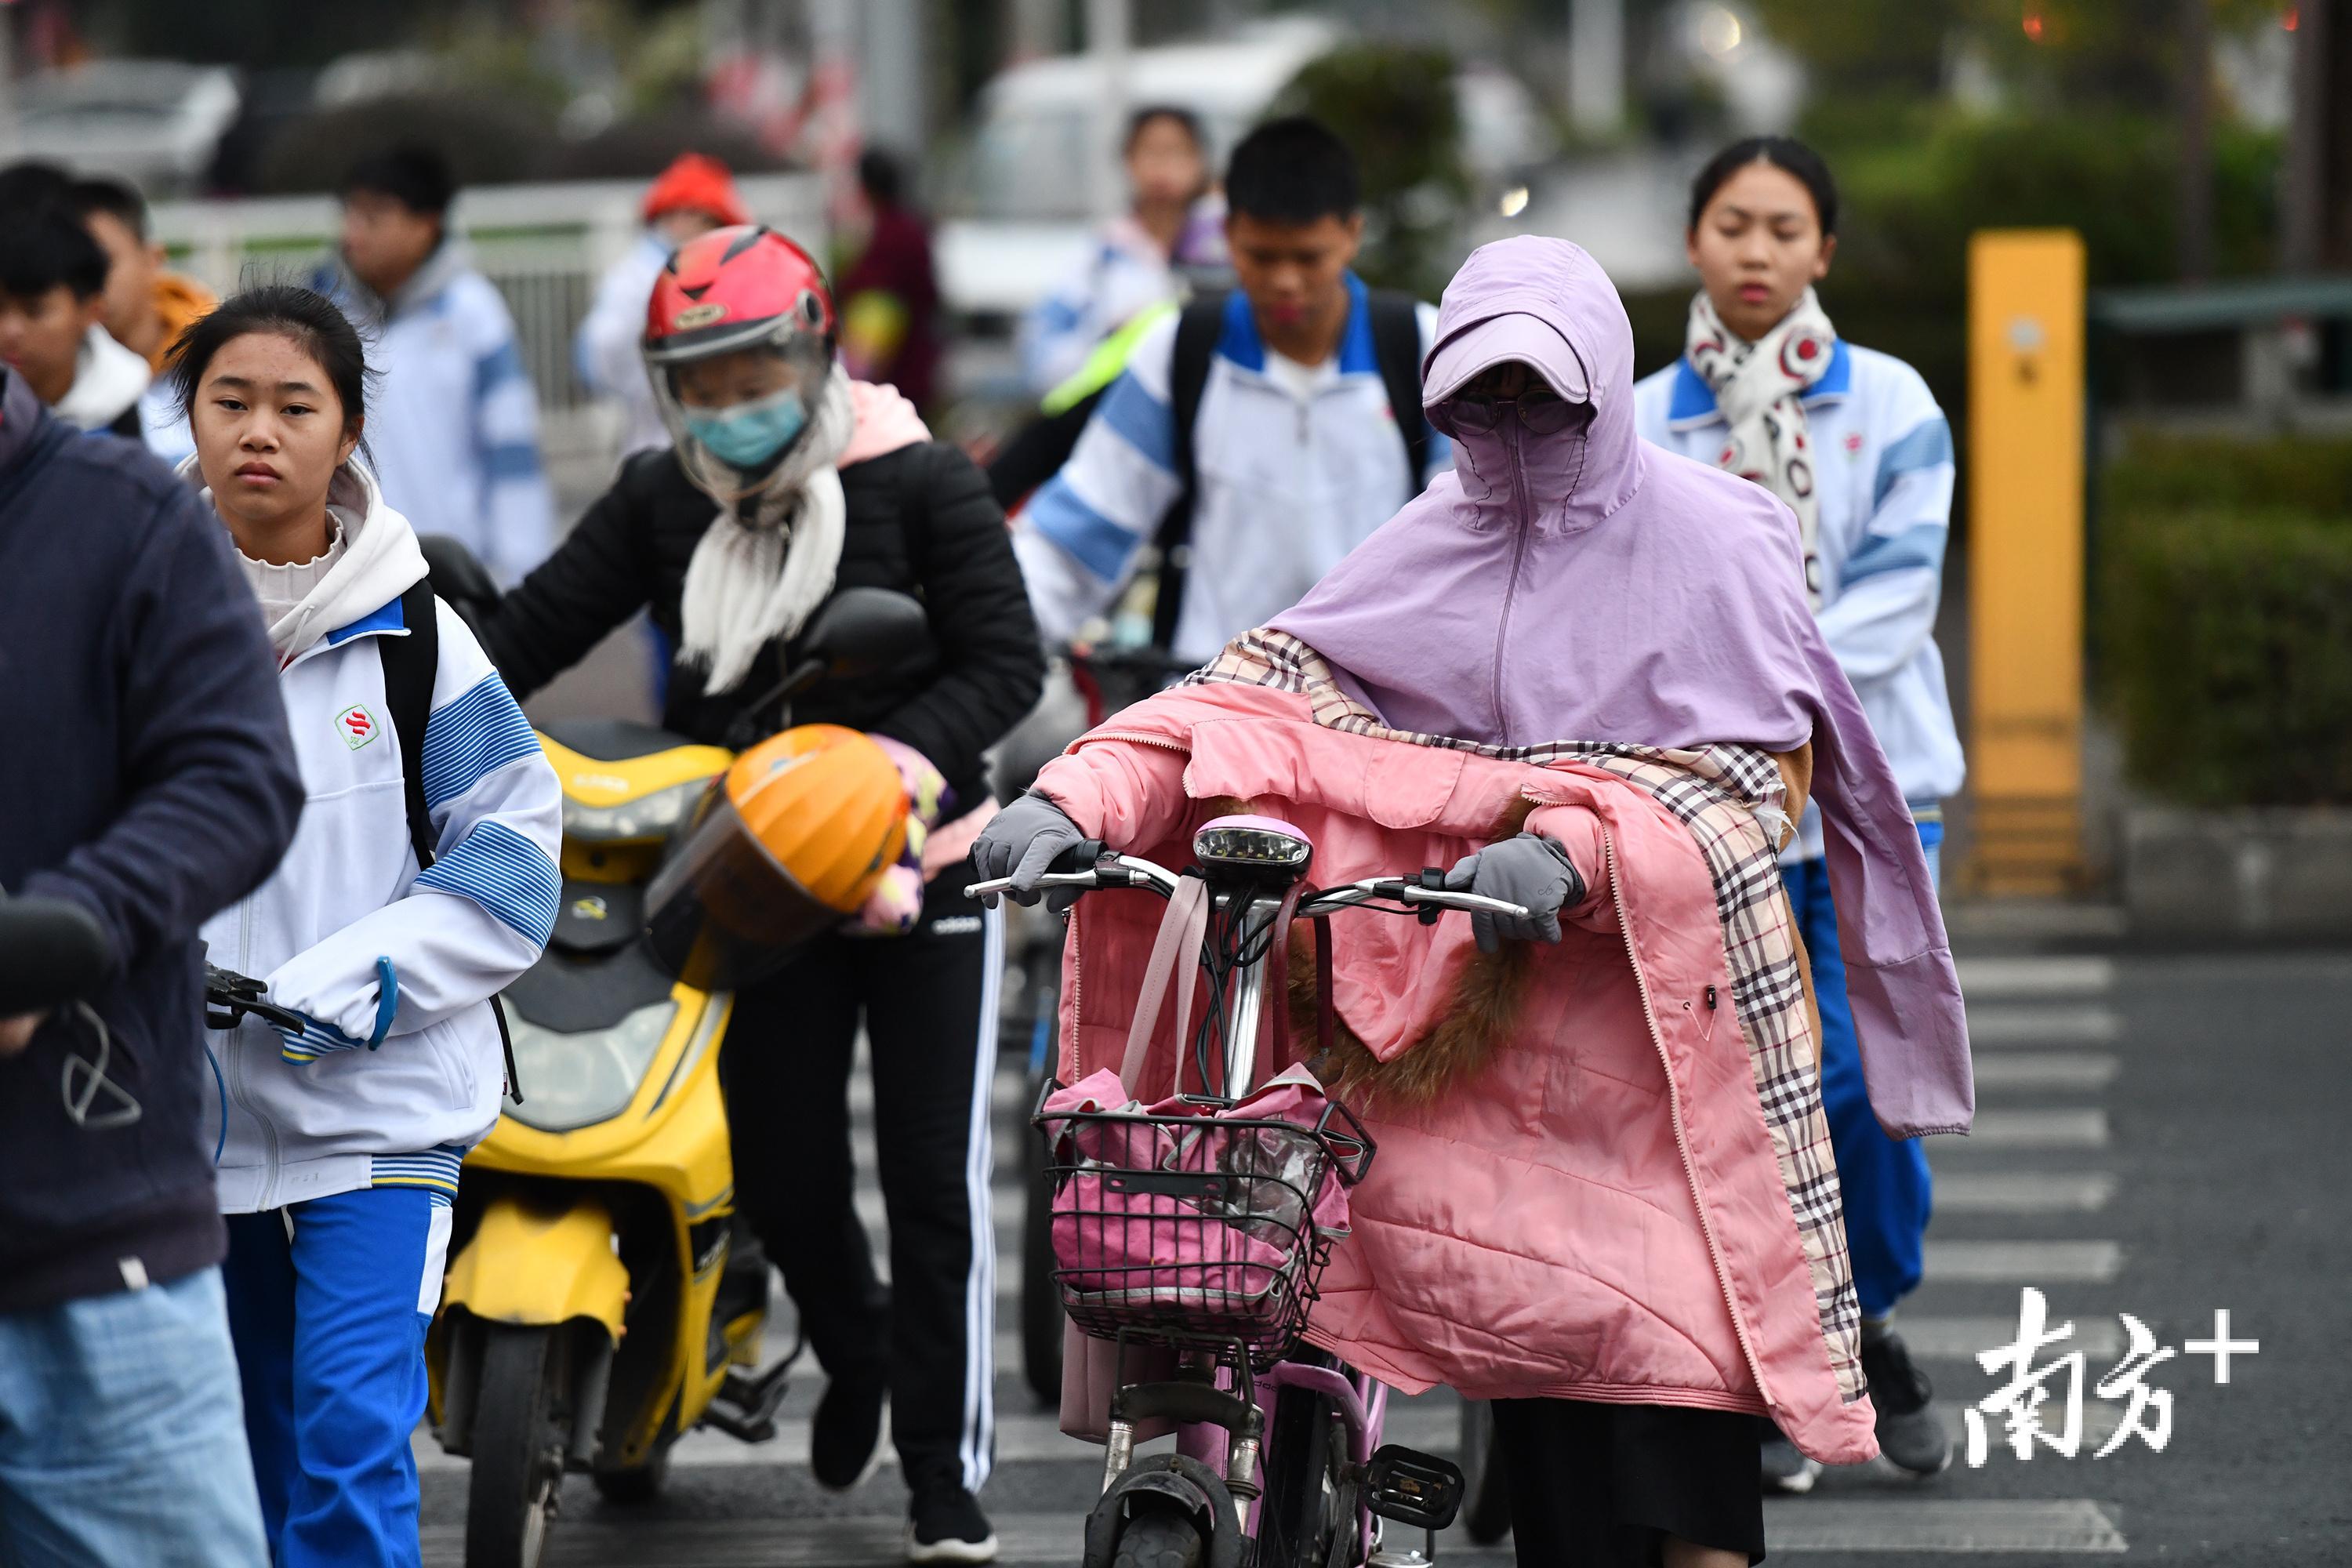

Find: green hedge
[2102,509,2352,807]
[2103,431,2352,519]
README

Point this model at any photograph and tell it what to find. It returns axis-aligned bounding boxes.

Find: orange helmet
[644,725,908,989]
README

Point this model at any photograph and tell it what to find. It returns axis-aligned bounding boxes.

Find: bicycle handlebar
[966,851,1532,923]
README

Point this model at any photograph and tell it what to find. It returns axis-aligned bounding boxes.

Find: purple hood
[1273,237,1970,1138]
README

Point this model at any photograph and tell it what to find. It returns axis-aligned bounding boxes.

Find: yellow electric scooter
[425,586,932,1568]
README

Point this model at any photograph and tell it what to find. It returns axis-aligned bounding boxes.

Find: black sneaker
[1861,1323,1953,1477]
[906,1486,998,1563]
[811,1367,889,1490]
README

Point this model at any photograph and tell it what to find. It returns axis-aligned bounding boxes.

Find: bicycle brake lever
[1416,867,1446,926]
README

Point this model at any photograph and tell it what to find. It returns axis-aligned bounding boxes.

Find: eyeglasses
[1447,389,1584,437]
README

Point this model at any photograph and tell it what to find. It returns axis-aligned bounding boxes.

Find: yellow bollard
[1966,230,2087,896]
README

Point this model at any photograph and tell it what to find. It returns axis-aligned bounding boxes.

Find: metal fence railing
[149,175,829,464]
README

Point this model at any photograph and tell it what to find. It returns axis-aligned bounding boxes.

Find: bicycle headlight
[1193,815,1314,879]
[500,999,678,1132]
[561,777,711,844]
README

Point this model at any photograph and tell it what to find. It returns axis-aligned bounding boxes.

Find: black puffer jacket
[482,440,1043,811]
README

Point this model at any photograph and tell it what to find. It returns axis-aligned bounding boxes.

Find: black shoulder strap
[379,579,526,1105]
[1151,293,1230,652]
[381,580,441,872]
[1367,289,1432,495]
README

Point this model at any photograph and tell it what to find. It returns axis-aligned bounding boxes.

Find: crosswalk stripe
[1923,1240,2123,1283]
[850,1068,1033,1121]
[1759,1498,2126,1553]
[419,1384,2133,1486]
[1955,956,2116,997]
[1967,1004,2121,1046]
[1961,1109,2109,1148]
[1933,1171,2117,1214]
[416,1400,1460,1475]
[420,1497,2128,1565]
[1973,1051,2120,1092]
[854,1186,1022,1235]
[1897,1313,2125,1362]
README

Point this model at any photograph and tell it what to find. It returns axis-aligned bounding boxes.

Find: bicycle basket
[1036,1068,1372,1366]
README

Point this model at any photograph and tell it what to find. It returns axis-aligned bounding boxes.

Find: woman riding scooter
[976,237,1972,1568]
[175,285,564,1568]
[474,227,1043,1565]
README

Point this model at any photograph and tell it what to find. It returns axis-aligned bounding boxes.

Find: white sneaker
[1760,1429,1823,1494]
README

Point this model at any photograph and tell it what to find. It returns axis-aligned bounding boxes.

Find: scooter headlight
[501,999,678,1133]
[561,778,712,844]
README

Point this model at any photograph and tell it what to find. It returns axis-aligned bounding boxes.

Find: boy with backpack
[1012,116,1450,663]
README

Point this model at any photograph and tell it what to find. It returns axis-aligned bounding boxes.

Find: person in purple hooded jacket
[978,235,1970,1568]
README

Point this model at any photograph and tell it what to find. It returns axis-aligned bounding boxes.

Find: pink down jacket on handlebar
[1031,668,1909,1467]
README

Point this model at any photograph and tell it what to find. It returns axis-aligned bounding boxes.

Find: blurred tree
[256,94,559,194]
[92,0,461,66]
[1276,42,1473,297]
[550,112,796,180]
[1749,0,2282,108]
[1745,0,1965,94]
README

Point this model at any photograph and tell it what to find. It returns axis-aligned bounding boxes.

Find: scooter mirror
[724,587,940,750]
[799,587,933,679]
[0,896,114,1016]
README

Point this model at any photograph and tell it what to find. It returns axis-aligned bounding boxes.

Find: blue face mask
[683,386,810,470]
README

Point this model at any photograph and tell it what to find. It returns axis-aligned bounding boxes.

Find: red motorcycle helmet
[644,225,837,499]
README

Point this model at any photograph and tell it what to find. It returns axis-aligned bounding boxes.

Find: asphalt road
[412,946,2352,1566]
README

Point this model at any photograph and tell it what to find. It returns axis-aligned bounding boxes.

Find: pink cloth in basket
[1041,1066,1350,1305]
[1044,1064,1356,1444]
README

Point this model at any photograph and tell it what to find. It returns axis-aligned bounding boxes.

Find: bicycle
[971,815,1530,1568]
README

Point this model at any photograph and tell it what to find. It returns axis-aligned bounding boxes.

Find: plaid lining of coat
[1191,629,1867,1404]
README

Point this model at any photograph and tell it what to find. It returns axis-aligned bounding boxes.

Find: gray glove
[970,793,1087,909]
[1442,833,1586,954]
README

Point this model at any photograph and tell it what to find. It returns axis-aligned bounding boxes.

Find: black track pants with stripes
[723,860,1000,1496]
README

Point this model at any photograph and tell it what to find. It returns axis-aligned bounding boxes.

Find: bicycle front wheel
[1109,1508,1206,1568]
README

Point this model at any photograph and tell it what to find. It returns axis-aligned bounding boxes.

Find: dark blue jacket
[0,372,303,1312]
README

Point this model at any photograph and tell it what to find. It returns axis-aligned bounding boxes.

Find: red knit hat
[642,152,750,227]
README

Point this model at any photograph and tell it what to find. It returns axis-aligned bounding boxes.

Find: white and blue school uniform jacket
[196,461,562,1214]
[1018,217,1186,397]
[1632,339,1965,859]
[1012,274,1451,666]
[575,230,673,460]
[318,244,557,585]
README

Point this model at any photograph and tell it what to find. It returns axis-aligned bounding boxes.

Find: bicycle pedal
[1364,1443,1465,1530]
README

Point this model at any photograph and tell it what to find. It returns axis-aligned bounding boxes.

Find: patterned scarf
[677,365,857,694]
[1685,287,1838,606]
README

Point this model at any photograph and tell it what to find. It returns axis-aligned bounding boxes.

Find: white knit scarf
[677,365,858,693]
[1685,286,1838,606]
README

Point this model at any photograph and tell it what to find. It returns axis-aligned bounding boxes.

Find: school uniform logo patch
[338,705,379,750]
